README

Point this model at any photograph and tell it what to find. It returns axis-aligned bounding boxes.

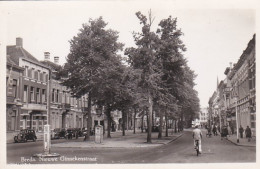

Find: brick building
[7,38,50,131]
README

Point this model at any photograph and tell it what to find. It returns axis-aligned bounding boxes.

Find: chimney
[44,52,50,61]
[54,56,59,64]
[16,37,23,47]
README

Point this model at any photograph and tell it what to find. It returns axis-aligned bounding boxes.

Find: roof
[40,60,61,71]
[7,45,49,69]
[6,55,24,71]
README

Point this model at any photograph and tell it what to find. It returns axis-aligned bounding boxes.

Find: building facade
[208,34,256,136]
[199,108,208,126]
[7,38,50,131]
[6,55,24,131]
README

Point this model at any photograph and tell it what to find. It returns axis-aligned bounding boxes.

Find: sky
[0,0,256,108]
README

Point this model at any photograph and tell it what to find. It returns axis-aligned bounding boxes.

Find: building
[7,38,50,131]
[6,55,24,131]
[227,34,256,135]
[209,34,256,136]
[199,108,208,126]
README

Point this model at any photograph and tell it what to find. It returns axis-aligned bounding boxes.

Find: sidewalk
[52,129,183,148]
[226,134,256,147]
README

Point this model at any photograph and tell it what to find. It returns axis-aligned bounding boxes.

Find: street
[7,130,256,164]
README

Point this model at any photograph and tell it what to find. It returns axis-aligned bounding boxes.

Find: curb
[226,138,256,147]
[164,133,183,145]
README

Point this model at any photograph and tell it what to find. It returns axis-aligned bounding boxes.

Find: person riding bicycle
[193,125,202,154]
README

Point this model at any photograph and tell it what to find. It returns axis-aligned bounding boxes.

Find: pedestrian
[217,125,220,135]
[245,126,252,142]
[213,125,217,136]
[231,125,234,135]
[239,125,244,138]
[227,125,231,136]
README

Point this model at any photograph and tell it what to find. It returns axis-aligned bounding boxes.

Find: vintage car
[14,129,37,143]
[51,128,67,139]
[51,128,61,139]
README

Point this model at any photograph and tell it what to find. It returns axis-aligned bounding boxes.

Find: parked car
[66,128,74,139]
[14,129,37,143]
[51,128,62,139]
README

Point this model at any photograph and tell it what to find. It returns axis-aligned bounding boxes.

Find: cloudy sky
[1,0,256,108]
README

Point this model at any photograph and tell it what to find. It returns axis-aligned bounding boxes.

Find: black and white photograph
[0,0,258,168]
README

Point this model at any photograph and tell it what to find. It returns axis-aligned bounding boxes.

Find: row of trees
[61,11,200,142]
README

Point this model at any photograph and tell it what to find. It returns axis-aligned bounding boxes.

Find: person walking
[239,125,244,138]
[193,125,203,154]
[245,126,252,142]
[227,125,231,136]
[213,125,217,136]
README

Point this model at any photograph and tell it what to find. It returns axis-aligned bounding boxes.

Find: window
[36,88,40,104]
[23,85,28,102]
[30,87,34,102]
[40,72,43,81]
[43,72,46,82]
[62,91,65,103]
[37,70,41,81]
[34,70,38,80]
[52,89,55,102]
[56,90,59,103]
[42,89,46,103]
[31,68,35,79]
[24,66,28,77]
[28,68,32,78]
[12,79,17,98]
[45,74,49,82]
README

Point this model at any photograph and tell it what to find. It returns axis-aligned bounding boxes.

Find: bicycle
[195,140,200,156]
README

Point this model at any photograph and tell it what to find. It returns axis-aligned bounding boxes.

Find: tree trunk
[165,114,168,137]
[133,108,137,134]
[141,115,144,133]
[158,112,163,139]
[122,110,126,136]
[85,92,92,141]
[175,119,177,133]
[126,111,129,131]
[181,113,183,131]
[152,110,154,127]
[147,95,153,143]
[107,107,111,138]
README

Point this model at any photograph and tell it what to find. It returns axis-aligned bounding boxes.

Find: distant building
[199,108,208,126]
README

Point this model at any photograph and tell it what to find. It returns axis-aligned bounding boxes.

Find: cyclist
[193,125,202,154]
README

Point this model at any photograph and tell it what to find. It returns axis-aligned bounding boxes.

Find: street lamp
[235,96,239,143]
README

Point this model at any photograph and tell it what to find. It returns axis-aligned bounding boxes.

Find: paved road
[7,130,255,164]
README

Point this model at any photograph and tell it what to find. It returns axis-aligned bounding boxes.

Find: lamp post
[235,96,239,143]
[33,69,60,157]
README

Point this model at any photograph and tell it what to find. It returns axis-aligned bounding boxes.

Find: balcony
[62,103,71,111]
[81,107,88,112]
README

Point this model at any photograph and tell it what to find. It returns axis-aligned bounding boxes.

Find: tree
[125,10,163,143]
[62,17,123,140]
